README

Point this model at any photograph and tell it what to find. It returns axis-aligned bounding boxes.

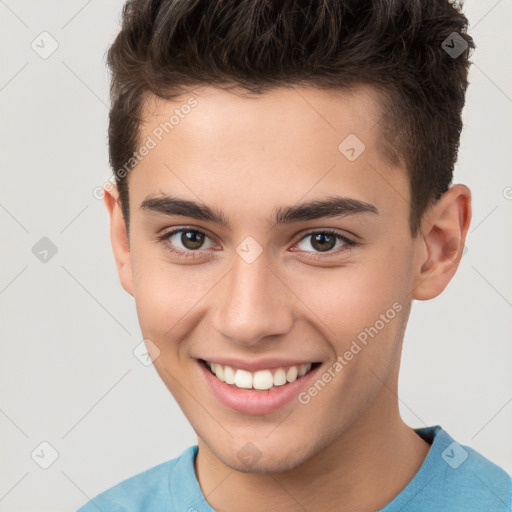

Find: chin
[210,436,320,475]
[227,452,306,474]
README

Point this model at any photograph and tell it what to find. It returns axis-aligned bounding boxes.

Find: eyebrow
[140,194,379,227]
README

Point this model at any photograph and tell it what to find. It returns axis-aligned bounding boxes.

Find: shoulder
[442,441,512,510]
[385,426,512,511]
[76,446,197,512]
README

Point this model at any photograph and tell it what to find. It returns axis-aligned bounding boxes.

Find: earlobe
[412,185,472,301]
[103,183,134,297]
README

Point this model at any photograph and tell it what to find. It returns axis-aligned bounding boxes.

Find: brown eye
[158,228,215,256]
[294,229,356,256]
[309,232,337,252]
[179,230,206,250]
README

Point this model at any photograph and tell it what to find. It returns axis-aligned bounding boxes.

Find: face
[111,84,425,473]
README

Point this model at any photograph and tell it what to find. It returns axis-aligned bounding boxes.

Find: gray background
[0,1,511,510]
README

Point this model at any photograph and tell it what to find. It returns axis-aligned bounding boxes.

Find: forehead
[140,83,386,145]
[130,84,407,227]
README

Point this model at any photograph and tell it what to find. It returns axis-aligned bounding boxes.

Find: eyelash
[157,227,357,260]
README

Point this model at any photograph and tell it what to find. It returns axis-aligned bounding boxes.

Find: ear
[412,184,472,300]
[103,183,134,296]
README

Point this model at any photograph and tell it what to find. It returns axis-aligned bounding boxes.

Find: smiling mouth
[199,359,321,391]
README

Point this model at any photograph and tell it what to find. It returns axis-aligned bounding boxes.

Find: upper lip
[198,357,320,372]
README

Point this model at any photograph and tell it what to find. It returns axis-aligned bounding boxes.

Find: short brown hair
[106,0,475,236]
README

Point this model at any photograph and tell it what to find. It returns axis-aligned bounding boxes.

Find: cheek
[291,247,412,364]
[296,257,409,329]
[130,246,216,341]
[335,250,412,368]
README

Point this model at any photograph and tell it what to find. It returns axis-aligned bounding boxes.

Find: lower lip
[197,360,322,415]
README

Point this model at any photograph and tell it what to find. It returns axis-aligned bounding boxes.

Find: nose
[211,249,295,347]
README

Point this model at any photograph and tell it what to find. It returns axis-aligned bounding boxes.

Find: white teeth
[273,368,287,386]
[223,365,236,384]
[213,363,224,381]
[234,369,253,389]
[298,363,312,377]
[253,370,274,390]
[205,361,315,390]
[286,366,298,382]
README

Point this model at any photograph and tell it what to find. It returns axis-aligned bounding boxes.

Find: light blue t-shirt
[76,425,511,511]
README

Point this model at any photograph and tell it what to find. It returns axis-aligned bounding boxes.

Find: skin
[104,84,471,511]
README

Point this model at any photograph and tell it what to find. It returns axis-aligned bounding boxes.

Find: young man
[78,0,511,510]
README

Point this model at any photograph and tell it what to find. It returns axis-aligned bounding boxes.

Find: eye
[292,229,356,257]
[157,227,357,260]
[157,227,214,258]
